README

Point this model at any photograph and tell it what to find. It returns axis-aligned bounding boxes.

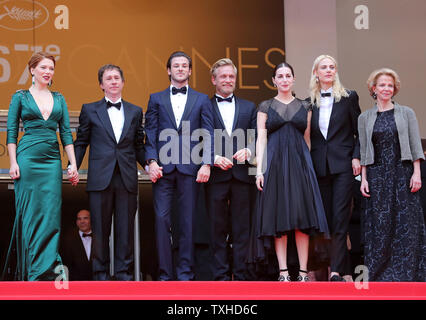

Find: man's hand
[233,148,250,163]
[148,161,163,183]
[214,156,233,171]
[352,158,361,176]
[196,164,211,183]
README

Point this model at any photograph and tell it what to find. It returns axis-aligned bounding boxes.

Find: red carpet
[0,281,425,300]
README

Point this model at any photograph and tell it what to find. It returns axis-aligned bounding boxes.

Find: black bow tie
[321,92,332,97]
[107,101,121,110]
[82,233,92,238]
[215,95,233,103]
[172,86,187,95]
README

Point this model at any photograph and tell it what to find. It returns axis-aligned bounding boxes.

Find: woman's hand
[9,162,20,180]
[410,172,422,193]
[360,179,370,198]
[67,164,79,186]
[256,174,264,191]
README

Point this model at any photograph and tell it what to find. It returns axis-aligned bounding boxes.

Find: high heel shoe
[297,270,309,282]
[278,269,291,282]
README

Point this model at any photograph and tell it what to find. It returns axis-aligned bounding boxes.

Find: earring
[48,79,52,87]
[315,76,319,83]
[32,75,35,85]
[372,92,377,99]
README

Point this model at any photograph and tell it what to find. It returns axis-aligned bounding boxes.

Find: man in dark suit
[74,64,145,281]
[204,58,256,280]
[61,209,93,281]
[144,51,214,281]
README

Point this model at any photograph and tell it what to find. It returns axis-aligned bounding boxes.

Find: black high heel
[297,269,309,282]
[278,269,291,282]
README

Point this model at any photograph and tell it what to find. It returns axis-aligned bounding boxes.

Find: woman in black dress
[358,68,426,281]
[254,62,329,282]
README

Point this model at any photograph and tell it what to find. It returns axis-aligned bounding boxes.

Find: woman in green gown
[3,52,79,281]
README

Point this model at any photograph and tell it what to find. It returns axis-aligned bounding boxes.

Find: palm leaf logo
[0,5,42,21]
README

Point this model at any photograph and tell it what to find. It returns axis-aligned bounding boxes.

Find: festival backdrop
[0,0,285,169]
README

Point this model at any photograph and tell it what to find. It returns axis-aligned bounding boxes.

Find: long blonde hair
[309,54,349,106]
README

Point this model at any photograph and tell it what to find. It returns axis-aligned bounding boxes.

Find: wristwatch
[147,159,157,165]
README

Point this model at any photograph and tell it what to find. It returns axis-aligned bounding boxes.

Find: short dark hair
[166,51,192,70]
[98,64,124,85]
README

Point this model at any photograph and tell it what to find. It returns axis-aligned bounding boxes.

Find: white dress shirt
[318,88,334,139]
[216,94,235,136]
[213,95,251,163]
[170,85,188,127]
[105,97,125,143]
[79,230,92,260]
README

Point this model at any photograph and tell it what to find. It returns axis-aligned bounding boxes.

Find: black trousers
[89,165,137,281]
[316,169,353,275]
[205,178,253,280]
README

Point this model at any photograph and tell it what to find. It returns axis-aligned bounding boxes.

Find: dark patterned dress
[364,109,426,281]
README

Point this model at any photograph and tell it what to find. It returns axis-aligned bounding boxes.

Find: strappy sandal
[297,269,309,282]
[278,269,291,282]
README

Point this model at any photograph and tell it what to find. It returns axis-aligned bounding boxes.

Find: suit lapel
[95,99,117,143]
[312,104,326,142]
[211,97,226,131]
[77,231,90,262]
[232,97,240,132]
[161,88,178,130]
[118,100,132,143]
[178,87,197,131]
[326,99,342,140]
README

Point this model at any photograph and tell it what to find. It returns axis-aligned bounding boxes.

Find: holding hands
[148,161,163,183]
[67,164,79,186]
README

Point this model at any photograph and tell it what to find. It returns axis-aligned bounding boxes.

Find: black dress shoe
[330,275,345,282]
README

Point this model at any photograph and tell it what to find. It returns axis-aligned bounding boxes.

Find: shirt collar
[215,93,234,100]
[105,97,122,104]
[320,87,333,94]
[79,230,92,237]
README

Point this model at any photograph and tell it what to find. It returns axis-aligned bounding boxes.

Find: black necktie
[172,86,187,95]
[215,95,233,103]
[321,92,331,97]
[107,101,121,110]
[82,233,92,238]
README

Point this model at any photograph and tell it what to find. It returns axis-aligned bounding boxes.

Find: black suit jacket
[74,99,145,193]
[208,96,257,184]
[310,90,361,177]
[60,229,93,281]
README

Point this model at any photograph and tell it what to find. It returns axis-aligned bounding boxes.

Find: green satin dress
[3,89,73,281]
